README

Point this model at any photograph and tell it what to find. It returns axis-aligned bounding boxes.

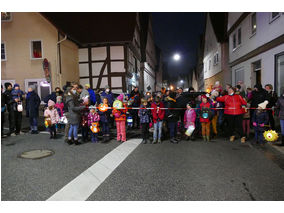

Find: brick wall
[204,70,224,91]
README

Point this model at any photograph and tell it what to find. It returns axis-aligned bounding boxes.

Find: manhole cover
[19,149,54,159]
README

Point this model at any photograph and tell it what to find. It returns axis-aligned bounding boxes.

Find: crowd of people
[1,80,284,146]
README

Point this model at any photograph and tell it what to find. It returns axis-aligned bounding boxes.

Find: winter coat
[266,91,278,108]
[2,91,7,112]
[199,102,213,123]
[151,101,165,123]
[184,109,196,128]
[130,90,141,107]
[165,99,179,122]
[252,110,269,131]
[87,112,100,126]
[81,106,89,127]
[26,91,41,118]
[251,89,269,108]
[98,104,111,123]
[66,93,85,125]
[11,89,24,111]
[138,104,151,123]
[216,94,247,115]
[44,108,59,124]
[87,88,96,105]
[101,91,114,105]
[79,89,89,100]
[276,95,284,120]
[112,103,127,121]
[55,102,64,117]
[3,89,14,112]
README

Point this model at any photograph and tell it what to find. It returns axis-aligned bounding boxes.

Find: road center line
[47,139,141,201]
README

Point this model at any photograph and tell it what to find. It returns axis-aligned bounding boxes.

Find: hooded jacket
[216,93,247,115]
[151,101,165,123]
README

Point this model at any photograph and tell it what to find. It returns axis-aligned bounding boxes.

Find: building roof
[41,12,137,47]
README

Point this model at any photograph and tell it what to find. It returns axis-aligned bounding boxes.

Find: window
[275,53,284,95]
[233,33,236,49]
[1,12,12,22]
[238,28,242,45]
[214,52,219,65]
[1,42,6,61]
[270,12,280,23]
[251,13,256,35]
[30,40,43,59]
[209,60,211,71]
[235,67,244,85]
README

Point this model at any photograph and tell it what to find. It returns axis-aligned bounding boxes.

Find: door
[275,52,284,95]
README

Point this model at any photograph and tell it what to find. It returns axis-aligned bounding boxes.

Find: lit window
[251,13,256,34]
[31,40,43,59]
[1,42,6,61]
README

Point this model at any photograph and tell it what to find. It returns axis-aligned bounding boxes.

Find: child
[243,98,251,139]
[55,96,64,131]
[44,100,59,139]
[98,98,112,142]
[151,96,165,144]
[81,98,90,142]
[184,103,196,140]
[139,99,151,144]
[199,95,213,142]
[252,101,269,145]
[88,108,100,143]
[112,94,127,142]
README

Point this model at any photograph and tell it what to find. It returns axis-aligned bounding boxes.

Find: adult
[79,84,89,101]
[26,85,41,134]
[216,87,247,143]
[265,84,278,130]
[10,83,24,135]
[165,91,179,143]
[44,87,63,106]
[84,84,96,105]
[65,87,85,145]
[276,89,284,146]
[1,85,7,138]
[176,87,186,132]
[130,87,141,129]
[4,83,14,136]
[251,84,269,123]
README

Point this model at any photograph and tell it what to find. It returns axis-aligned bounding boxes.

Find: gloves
[260,123,265,127]
[253,122,257,127]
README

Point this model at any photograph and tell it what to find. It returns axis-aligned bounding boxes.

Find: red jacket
[151,101,165,123]
[199,102,212,123]
[216,94,247,115]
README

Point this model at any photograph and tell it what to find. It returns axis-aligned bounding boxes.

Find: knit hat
[56,96,62,102]
[14,83,20,88]
[258,100,268,110]
[117,94,124,101]
[85,84,90,88]
[4,82,12,89]
[105,85,110,89]
[48,100,55,107]
[201,95,208,100]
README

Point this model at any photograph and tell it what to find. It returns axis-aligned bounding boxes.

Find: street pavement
[2,126,284,201]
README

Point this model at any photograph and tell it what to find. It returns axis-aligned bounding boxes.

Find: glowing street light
[173,53,181,61]
[180,80,184,84]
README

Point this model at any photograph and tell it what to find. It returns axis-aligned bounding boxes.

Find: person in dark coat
[252,101,269,145]
[98,97,112,142]
[10,83,24,135]
[265,84,278,130]
[43,87,63,107]
[4,82,14,136]
[130,87,141,129]
[165,91,179,143]
[100,85,114,128]
[276,89,284,146]
[85,84,97,105]
[26,85,41,134]
[250,84,269,123]
[1,85,7,137]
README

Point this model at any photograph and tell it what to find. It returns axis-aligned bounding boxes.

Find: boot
[170,138,178,144]
[50,134,53,139]
[74,140,81,145]
[67,139,73,145]
[203,136,206,142]
[206,136,210,142]
[152,139,157,144]
[158,138,162,144]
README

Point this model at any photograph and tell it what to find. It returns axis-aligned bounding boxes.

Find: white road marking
[47,139,141,201]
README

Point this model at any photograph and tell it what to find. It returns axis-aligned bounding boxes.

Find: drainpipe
[56,34,67,89]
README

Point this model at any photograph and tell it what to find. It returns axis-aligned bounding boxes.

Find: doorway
[251,60,261,86]
[25,79,51,104]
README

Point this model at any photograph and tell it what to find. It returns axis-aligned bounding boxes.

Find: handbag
[17,102,23,112]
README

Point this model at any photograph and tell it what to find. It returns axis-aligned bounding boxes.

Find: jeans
[101,122,110,135]
[153,121,163,140]
[68,124,79,140]
[29,117,38,131]
[280,119,284,136]
[168,121,177,139]
[254,128,264,144]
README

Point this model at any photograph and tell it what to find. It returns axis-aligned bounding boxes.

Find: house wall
[1,12,58,90]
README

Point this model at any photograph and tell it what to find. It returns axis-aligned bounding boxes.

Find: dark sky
[152,12,205,80]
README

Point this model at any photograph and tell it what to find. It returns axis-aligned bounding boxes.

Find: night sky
[152,12,206,80]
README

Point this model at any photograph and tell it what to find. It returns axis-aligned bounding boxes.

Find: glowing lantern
[98,104,108,112]
[113,100,123,109]
[263,130,279,142]
[90,122,100,133]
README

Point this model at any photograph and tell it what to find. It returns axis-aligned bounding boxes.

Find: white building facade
[228,12,284,95]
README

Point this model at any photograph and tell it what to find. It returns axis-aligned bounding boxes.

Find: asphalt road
[2,130,284,201]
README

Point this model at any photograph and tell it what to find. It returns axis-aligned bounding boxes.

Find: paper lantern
[263,130,279,142]
[90,122,100,133]
[113,100,123,109]
[98,104,108,112]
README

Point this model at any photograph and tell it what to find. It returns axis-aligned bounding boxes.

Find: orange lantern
[98,104,108,112]
[90,122,100,133]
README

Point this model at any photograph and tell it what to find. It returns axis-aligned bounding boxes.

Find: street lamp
[180,80,184,84]
[173,53,181,61]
